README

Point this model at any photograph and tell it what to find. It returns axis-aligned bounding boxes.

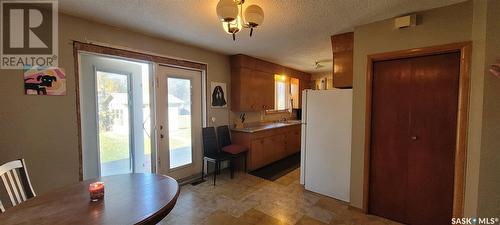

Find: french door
[80,52,205,181]
[156,65,203,180]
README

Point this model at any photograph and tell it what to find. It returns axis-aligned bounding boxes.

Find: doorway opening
[79,53,153,179]
[75,42,208,182]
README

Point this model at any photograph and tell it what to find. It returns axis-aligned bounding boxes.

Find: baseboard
[348,205,366,214]
[176,163,231,186]
[177,173,203,185]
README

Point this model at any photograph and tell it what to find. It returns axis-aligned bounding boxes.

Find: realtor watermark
[452,217,499,225]
[1,0,58,69]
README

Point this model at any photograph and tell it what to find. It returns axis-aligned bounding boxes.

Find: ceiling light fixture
[216,0,264,41]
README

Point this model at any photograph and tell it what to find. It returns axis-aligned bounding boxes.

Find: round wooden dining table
[0,173,179,225]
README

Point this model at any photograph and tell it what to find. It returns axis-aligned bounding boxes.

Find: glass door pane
[167,77,193,169]
[96,71,131,176]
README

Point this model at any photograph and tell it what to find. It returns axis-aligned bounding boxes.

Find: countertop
[231,120,302,133]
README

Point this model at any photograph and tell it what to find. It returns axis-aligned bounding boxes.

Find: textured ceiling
[58,0,465,73]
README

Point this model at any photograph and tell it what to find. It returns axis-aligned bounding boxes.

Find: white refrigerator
[300,89,352,202]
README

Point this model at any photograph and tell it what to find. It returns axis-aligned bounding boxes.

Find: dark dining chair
[202,127,234,186]
[216,125,248,173]
[0,159,36,213]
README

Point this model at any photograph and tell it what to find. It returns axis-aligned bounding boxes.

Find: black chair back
[217,126,232,148]
[202,127,219,156]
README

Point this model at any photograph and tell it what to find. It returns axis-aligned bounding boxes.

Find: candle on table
[89,182,105,201]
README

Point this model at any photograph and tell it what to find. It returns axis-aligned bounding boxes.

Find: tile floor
[160,168,401,225]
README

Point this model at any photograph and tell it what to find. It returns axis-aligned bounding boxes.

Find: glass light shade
[216,0,238,22]
[222,15,242,34]
[244,4,264,26]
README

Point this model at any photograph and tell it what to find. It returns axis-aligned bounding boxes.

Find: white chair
[0,159,36,212]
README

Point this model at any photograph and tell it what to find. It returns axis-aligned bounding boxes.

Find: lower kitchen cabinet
[231,124,301,170]
[285,127,301,156]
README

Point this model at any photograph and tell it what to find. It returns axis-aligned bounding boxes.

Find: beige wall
[350,1,486,216]
[230,111,297,126]
[477,0,500,217]
[311,73,334,90]
[0,13,231,194]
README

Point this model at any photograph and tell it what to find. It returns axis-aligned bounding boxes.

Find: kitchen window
[271,75,299,112]
[275,75,288,110]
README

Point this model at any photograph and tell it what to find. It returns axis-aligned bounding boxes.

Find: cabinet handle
[411,136,418,140]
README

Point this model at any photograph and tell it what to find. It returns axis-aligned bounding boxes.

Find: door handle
[411,136,418,140]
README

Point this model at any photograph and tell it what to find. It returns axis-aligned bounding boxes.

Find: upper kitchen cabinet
[331,32,354,88]
[230,54,311,111]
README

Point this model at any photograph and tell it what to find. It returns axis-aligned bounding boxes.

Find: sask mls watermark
[1,0,58,69]
[452,217,500,225]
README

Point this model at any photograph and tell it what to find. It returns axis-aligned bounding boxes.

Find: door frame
[74,42,207,181]
[362,42,471,218]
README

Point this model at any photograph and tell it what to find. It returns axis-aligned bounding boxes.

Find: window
[272,75,299,112]
[290,78,299,109]
[275,75,288,110]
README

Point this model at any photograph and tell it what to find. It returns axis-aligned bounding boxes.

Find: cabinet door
[238,68,256,111]
[253,71,274,110]
[333,51,353,88]
[250,139,265,170]
[286,127,301,155]
[235,69,274,111]
[262,137,276,166]
[274,134,287,161]
[332,32,353,88]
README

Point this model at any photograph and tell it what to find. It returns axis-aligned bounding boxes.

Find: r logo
[1,0,58,69]
[2,2,53,54]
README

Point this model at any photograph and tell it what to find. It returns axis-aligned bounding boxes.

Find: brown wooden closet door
[369,52,460,225]
[406,52,460,225]
[369,58,412,223]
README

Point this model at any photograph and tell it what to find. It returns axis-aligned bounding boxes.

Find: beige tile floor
[160,168,401,225]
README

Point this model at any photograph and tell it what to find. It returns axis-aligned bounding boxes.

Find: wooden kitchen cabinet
[231,54,311,111]
[231,66,274,111]
[331,32,354,88]
[253,71,275,110]
[285,125,301,156]
[231,124,301,170]
[250,139,265,169]
[271,134,287,163]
